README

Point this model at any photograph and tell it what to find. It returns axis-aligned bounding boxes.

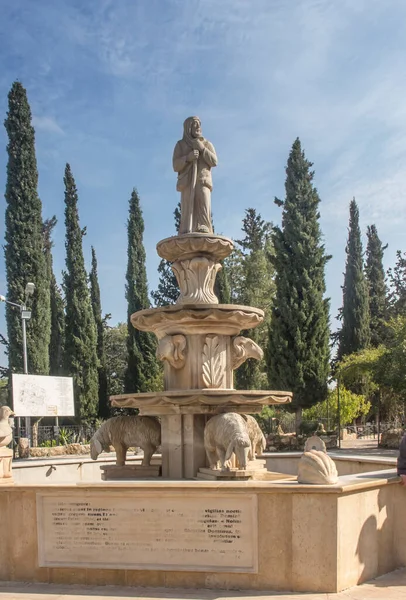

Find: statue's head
[183,116,201,139]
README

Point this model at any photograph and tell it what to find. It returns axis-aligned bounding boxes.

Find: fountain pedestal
[111,234,292,478]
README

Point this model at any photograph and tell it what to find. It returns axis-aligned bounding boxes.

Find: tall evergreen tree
[49,274,65,375]
[63,164,98,421]
[387,250,406,317]
[336,199,370,361]
[125,189,159,393]
[267,139,331,425]
[234,208,275,390]
[365,224,387,347]
[89,247,109,418]
[151,204,180,306]
[43,217,65,374]
[4,81,51,374]
[214,261,231,304]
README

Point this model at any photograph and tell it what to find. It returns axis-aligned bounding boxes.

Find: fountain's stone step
[196,459,268,481]
[100,464,161,480]
[196,468,253,481]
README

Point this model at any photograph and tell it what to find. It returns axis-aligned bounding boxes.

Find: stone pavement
[0,568,405,600]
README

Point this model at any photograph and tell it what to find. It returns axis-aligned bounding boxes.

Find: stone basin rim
[156,233,234,261]
[132,303,265,318]
[111,389,293,407]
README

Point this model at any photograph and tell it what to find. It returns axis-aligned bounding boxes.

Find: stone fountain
[111,116,292,478]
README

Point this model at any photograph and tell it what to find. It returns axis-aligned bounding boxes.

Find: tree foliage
[365,224,387,346]
[124,189,160,393]
[90,247,109,418]
[43,217,65,375]
[4,81,51,375]
[233,208,275,389]
[336,199,370,361]
[105,321,128,398]
[304,387,371,427]
[267,138,331,419]
[387,250,406,317]
[151,203,180,307]
[63,164,99,422]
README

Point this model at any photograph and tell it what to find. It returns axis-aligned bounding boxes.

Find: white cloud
[32,115,64,135]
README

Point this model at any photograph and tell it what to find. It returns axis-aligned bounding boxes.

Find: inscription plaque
[37,493,258,573]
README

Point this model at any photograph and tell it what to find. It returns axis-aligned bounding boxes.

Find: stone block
[0,448,13,483]
[100,464,161,480]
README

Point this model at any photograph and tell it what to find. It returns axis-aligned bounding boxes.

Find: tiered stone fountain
[111,116,292,478]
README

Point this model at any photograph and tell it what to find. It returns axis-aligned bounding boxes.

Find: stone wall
[0,472,403,593]
[380,429,404,449]
[266,433,337,452]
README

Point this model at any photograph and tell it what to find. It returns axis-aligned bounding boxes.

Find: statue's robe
[173,138,217,234]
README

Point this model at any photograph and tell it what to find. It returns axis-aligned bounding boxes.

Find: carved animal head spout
[156,335,187,369]
[232,336,264,370]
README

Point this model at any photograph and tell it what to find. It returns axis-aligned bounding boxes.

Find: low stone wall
[266,432,337,452]
[380,429,404,449]
[0,471,403,593]
[28,444,91,458]
[263,452,397,476]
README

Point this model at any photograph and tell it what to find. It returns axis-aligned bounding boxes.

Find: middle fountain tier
[112,233,292,478]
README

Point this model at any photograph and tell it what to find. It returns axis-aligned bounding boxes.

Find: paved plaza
[0,568,405,600]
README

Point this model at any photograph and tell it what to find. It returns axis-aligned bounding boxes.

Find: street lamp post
[0,282,35,444]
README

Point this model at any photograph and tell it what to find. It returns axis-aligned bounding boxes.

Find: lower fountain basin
[111,388,292,415]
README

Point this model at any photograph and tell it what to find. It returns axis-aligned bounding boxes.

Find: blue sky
[1,0,406,368]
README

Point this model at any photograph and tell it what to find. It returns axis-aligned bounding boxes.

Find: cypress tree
[336,199,370,361]
[43,217,65,374]
[214,261,231,304]
[365,225,387,347]
[234,209,275,390]
[89,246,109,418]
[267,139,331,426]
[151,203,180,307]
[124,189,159,393]
[4,81,51,374]
[63,164,98,422]
[49,274,65,375]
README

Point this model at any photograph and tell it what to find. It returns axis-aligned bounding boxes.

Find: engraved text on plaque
[37,493,258,572]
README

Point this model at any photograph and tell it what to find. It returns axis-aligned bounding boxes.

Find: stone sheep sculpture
[244,414,266,461]
[204,412,251,471]
[90,416,161,467]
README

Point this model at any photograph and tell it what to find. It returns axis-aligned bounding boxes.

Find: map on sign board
[12,374,75,417]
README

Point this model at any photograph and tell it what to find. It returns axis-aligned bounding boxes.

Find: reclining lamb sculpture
[90,415,161,467]
[204,412,251,471]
